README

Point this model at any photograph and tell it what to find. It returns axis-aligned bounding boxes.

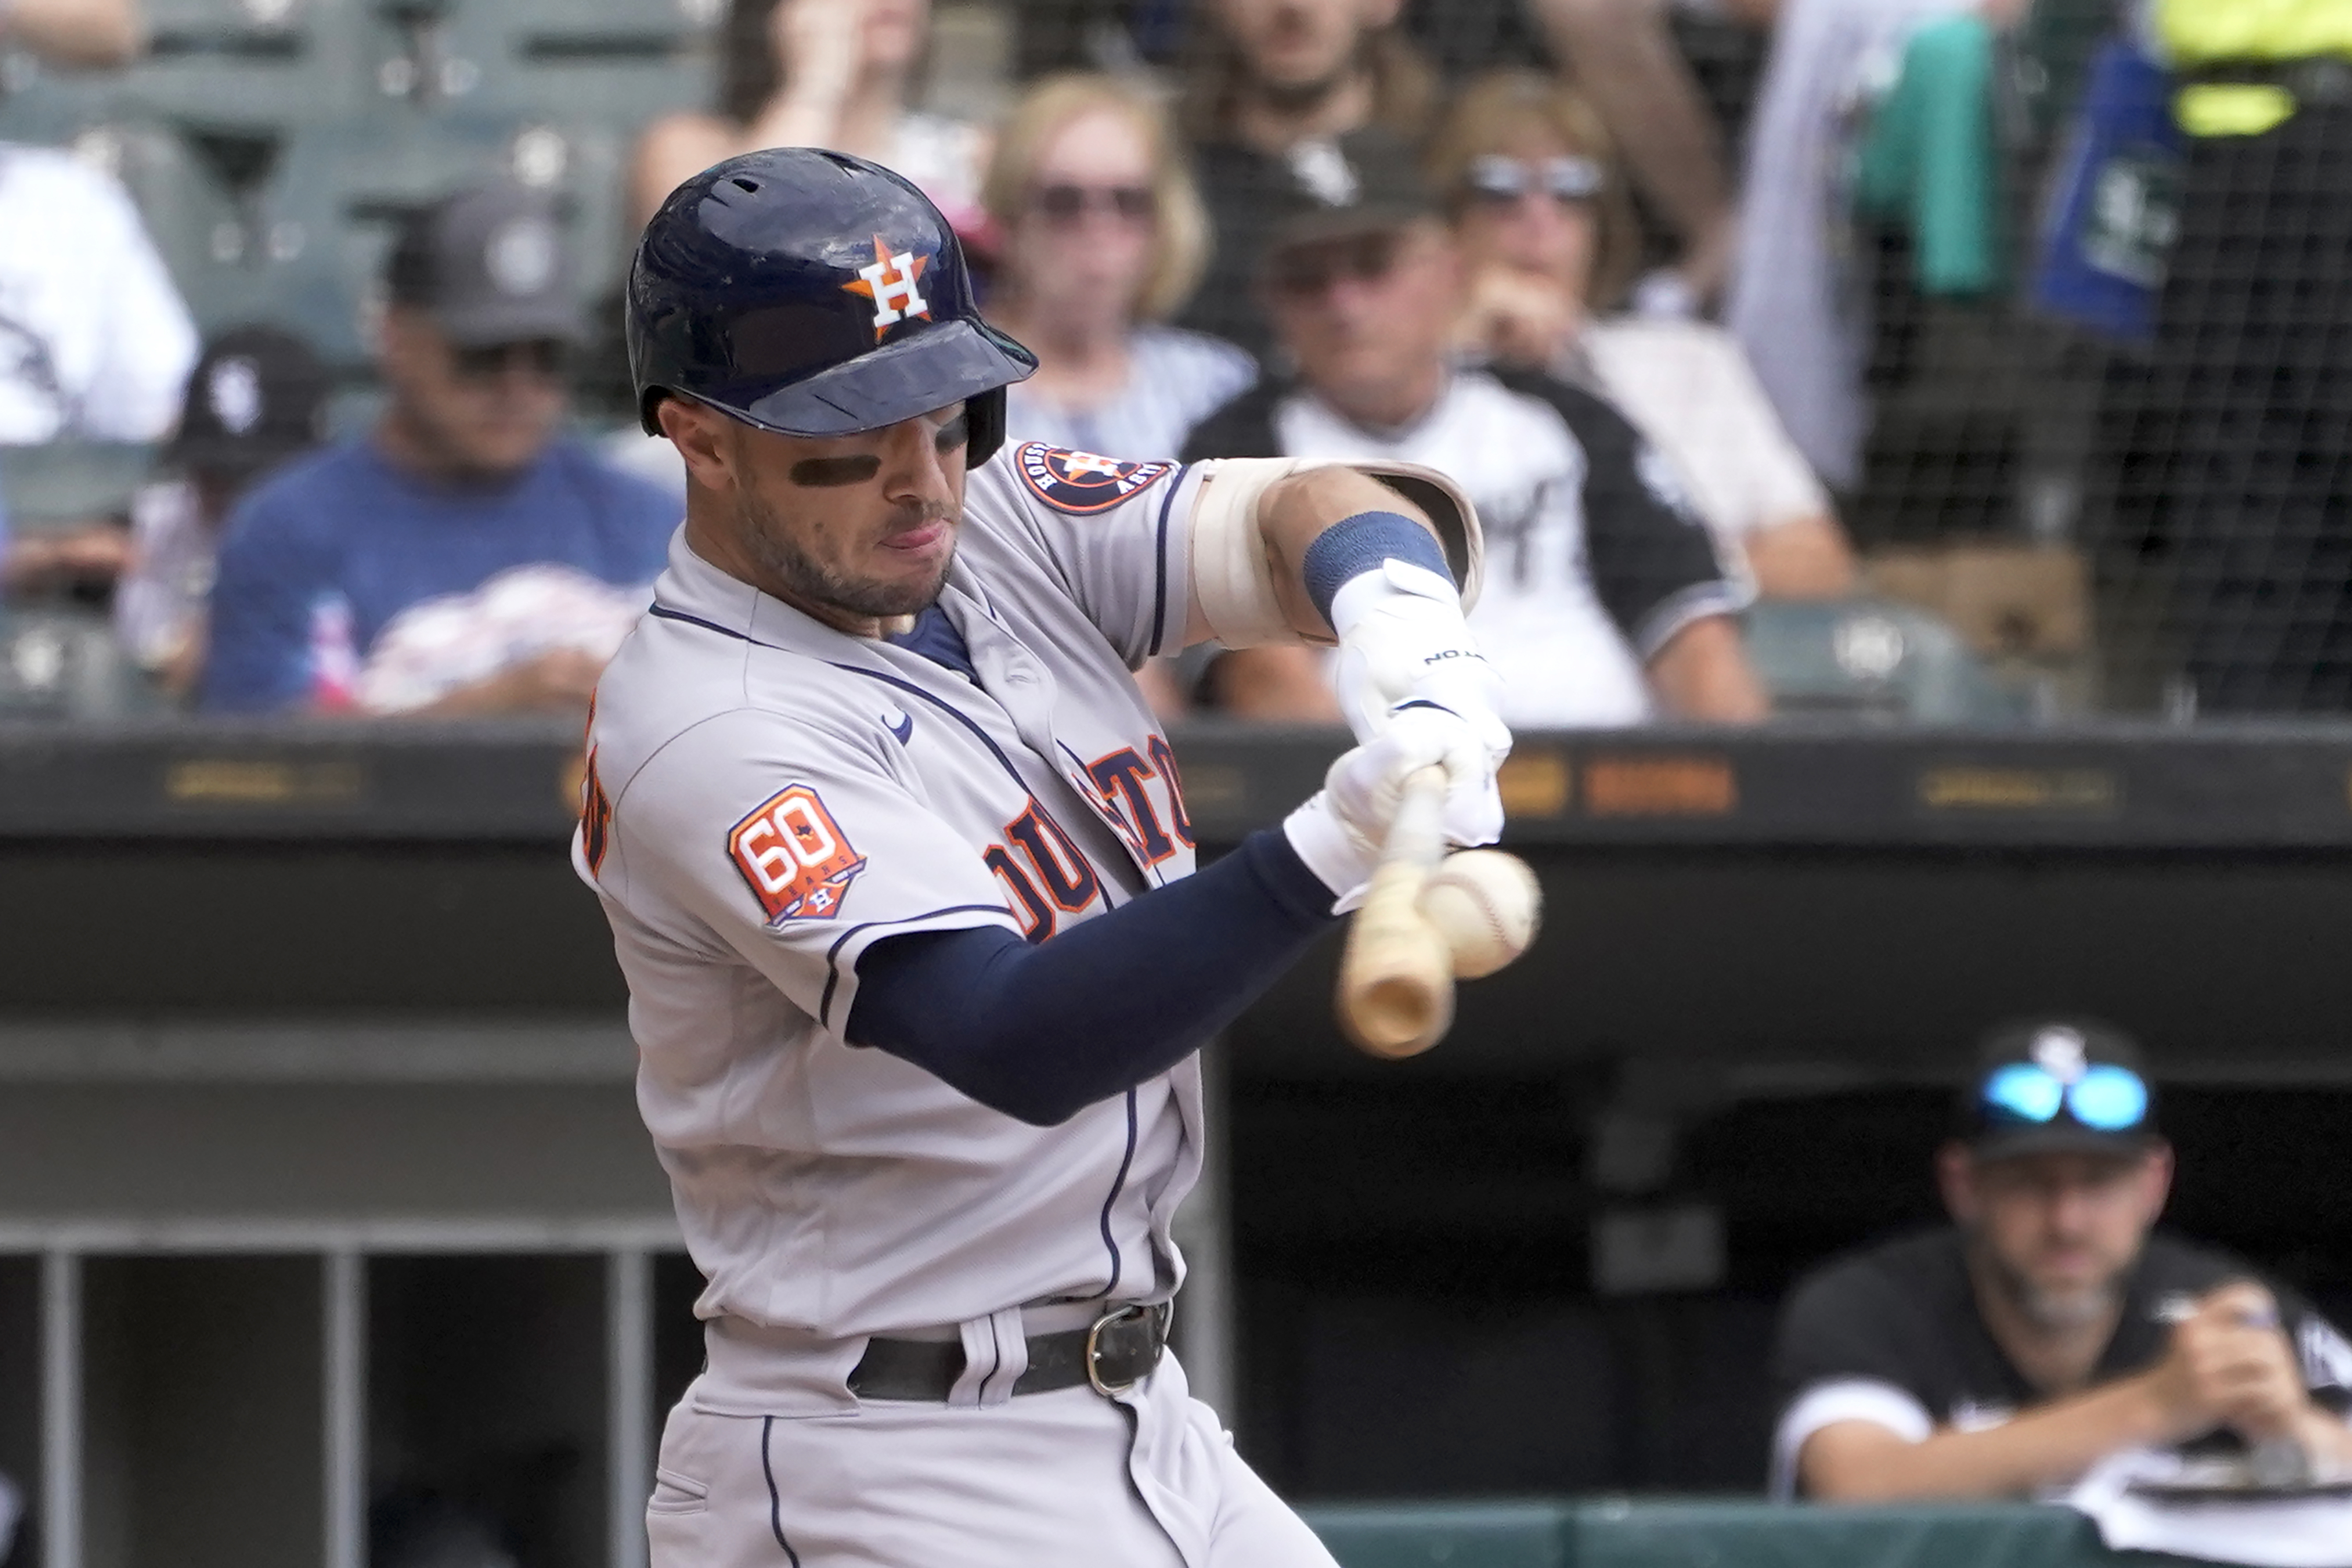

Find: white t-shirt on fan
[1274,374,1655,727]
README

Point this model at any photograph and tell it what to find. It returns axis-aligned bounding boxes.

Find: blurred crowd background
[4,0,2343,730]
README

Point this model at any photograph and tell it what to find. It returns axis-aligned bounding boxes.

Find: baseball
[1416,850,1541,979]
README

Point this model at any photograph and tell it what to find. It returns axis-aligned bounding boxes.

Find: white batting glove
[1284,705,1504,910]
[1325,560,1509,847]
[1330,558,1508,748]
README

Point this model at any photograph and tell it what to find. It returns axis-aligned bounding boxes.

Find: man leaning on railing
[1771,1021,2352,1502]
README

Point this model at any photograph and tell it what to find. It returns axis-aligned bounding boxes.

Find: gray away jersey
[575,443,1217,1396]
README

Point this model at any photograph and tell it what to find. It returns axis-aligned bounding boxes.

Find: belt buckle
[1085,1302,1166,1397]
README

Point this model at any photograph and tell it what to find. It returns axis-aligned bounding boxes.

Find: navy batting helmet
[627,148,1036,466]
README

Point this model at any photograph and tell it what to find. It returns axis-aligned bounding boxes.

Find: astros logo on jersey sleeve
[729,785,866,923]
[1016,442,1178,515]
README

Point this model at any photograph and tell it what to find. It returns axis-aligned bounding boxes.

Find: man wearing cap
[1175,0,1440,360]
[1769,1021,2352,1501]
[201,182,677,716]
[1182,130,1766,724]
[112,326,331,698]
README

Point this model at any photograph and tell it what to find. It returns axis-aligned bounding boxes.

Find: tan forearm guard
[1186,458,1486,649]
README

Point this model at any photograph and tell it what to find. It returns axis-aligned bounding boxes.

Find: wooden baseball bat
[1335,765,1456,1059]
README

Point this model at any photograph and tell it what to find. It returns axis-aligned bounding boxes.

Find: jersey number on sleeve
[729,786,867,924]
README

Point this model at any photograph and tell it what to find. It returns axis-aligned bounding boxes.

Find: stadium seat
[96,106,630,369]
[114,0,365,130]
[0,50,128,145]
[142,113,522,364]
[1740,599,2022,725]
[354,0,712,132]
[0,606,154,719]
[0,442,154,525]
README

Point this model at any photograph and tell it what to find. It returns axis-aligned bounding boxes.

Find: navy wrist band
[1300,511,1452,626]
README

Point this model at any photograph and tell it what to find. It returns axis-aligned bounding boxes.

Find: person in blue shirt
[202,181,679,716]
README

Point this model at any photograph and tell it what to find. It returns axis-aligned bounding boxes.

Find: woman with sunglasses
[1432,72,1858,602]
[979,75,1276,722]
[979,75,1256,466]
[629,0,984,235]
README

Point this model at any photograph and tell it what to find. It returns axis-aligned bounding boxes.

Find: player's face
[721,403,971,627]
[1006,107,1159,332]
[1945,1145,2171,1329]
[1214,0,1393,97]
[378,309,568,479]
[1267,218,1462,428]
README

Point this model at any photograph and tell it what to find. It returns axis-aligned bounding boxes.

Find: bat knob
[1337,900,1457,1059]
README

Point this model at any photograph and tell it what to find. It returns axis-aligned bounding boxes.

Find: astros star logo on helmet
[841,235,931,340]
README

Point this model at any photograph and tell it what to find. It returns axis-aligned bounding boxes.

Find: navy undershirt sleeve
[846,827,1339,1125]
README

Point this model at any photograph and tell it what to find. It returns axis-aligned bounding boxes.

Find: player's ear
[658,397,736,494]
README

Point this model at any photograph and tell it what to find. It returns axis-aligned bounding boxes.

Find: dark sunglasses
[451,339,571,382]
[1979,1062,2152,1132]
[1030,183,1155,224]
[1267,230,1404,298]
[1464,153,1605,205]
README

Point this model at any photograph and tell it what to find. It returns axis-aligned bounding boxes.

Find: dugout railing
[5,721,2352,1565]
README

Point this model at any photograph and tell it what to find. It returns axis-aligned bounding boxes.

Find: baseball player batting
[577,147,1509,1568]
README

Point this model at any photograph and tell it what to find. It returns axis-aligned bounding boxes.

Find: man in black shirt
[1771,1021,2352,1501]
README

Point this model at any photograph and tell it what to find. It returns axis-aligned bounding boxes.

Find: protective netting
[0,0,2344,722]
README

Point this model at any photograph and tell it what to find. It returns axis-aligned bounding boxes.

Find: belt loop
[948,1307,1029,1409]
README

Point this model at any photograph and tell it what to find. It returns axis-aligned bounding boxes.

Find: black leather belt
[848,1302,1171,1401]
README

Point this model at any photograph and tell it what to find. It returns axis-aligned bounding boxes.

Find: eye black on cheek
[933,415,970,453]
[789,456,883,487]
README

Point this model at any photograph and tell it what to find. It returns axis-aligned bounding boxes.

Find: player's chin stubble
[735,490,954,620]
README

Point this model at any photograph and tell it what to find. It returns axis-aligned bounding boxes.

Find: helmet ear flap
[965,387,1007,469]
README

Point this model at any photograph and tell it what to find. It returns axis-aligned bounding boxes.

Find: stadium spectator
[628,0,985,234]
[0,143,198,447]
[984,74,1255,462]
[1518,0,1747,312]
[113,326,330,699]
[201,183,676,717]
[1174,0,1442,360]
[1727,0,1981,490]
[1434,71,1855,599]
[0,0,144,67]
[1771,1021,2352,1501]
[1183,131,1765,725]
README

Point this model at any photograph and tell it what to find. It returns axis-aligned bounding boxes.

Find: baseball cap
[165,326,331,482]
[385,181,584,347]
[1260,129,1443,258]
[1957,1020,2161,1162]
